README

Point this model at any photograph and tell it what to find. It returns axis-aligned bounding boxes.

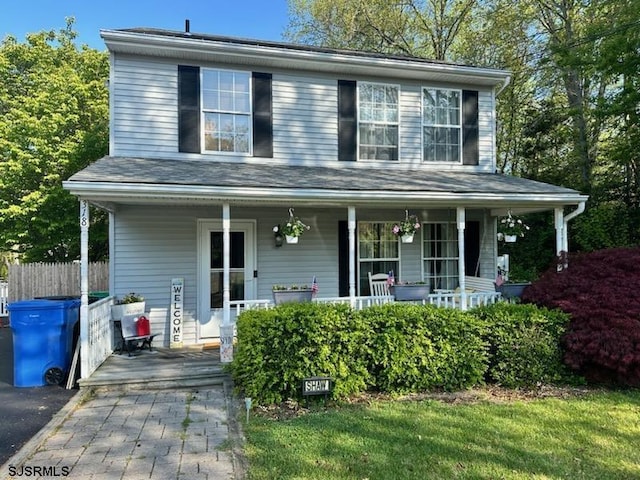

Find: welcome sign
[170,278,184,348]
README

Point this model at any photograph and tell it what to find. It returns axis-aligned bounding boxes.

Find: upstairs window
[423,88,461,162]
[358,83,399,161]
[202,69,251,153]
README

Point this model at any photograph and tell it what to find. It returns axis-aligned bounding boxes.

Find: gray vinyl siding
[109,53,497,171]
[111,56,178,158]
[112,205,199,346]
[272,74,338,161]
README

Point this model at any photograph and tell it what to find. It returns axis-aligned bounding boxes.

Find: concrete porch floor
[78,345,228,392]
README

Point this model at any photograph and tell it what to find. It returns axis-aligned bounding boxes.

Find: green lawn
[242,390,640,480]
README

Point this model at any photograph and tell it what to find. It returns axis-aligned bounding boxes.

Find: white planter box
[111,301,146,320]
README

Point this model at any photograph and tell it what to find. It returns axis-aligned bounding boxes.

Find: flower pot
[504,234,518,243]
[111,301,145,320]
[286,235,299,244]
[497,282,531,300]
[401,234,414,243]
[389,284,430,301]
[272,289,313,305]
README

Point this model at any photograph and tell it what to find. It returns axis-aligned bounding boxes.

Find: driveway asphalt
[0,325,77,466]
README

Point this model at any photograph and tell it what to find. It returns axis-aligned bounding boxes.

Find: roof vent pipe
[185,19,190,33]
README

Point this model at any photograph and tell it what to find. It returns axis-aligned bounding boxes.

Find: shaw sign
[302,377,332,396]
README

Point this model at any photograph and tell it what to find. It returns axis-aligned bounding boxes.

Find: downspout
[562,201,586,254]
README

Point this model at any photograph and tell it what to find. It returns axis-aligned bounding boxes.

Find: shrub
[360,304,488,393]
[473,303,573,388]
[231,302,371,404]
[523,247,640,386]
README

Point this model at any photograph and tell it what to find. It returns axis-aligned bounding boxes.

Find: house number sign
[170,278,184,348]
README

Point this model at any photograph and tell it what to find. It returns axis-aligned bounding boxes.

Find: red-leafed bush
[522,247,640,386]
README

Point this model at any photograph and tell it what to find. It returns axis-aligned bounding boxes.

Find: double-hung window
[423,88,461,162]
[202,69,251,153]
[358,83,399,161]
[358,222,399,295]
[423,222,459,290]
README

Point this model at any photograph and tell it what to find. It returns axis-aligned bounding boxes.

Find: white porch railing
[0,281,8,318]
[83,296,115,379]
[229,291,502,318]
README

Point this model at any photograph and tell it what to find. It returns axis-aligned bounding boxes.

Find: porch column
[220,204,233,363]
[554,207,566,271]
[348,206,356,307]
[79,199,90,379]
[457,207,467,310]
[222,204,231,325]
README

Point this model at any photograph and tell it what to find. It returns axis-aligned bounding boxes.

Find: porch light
[273,224,284,247]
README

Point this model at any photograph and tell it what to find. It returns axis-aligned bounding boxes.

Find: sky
[0,0,291,50]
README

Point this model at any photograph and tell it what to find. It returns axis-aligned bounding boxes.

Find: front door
[198,220,256,341]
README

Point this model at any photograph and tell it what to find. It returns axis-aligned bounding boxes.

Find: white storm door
[198,220,256,340]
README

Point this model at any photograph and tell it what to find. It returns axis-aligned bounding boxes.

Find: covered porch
[64,159,588,382]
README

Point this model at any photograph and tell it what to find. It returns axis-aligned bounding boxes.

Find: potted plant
[495,268,531,300]
[111,292,145,320]
[275,208,311,244]
[392,210,421,243]
[389,281,430,301]
[272,284,314,304]
[497,211,530,242]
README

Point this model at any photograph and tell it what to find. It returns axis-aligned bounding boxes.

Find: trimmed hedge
[361,304,487,393]
[473,303,573,388]
[231,302,572,404]
[231,302,371,404]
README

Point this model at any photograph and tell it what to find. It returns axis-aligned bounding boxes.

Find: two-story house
[63,27,587,356]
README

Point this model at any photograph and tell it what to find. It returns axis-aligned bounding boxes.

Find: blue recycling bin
[8,298,80,387]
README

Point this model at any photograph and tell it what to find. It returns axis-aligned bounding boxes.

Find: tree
[0,20,109,261]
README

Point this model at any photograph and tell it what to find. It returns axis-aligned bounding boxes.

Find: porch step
[78,347,230,392]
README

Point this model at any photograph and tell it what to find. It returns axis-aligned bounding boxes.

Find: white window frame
[357,221,400,295]
[201,68,252,155]
[422,87,462,163]
[422,222,459,290]
[357,82,400,162]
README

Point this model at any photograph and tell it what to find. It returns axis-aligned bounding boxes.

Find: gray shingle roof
[68,156,581,197]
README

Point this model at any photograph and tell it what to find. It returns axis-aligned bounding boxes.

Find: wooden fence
[7,262,109,302]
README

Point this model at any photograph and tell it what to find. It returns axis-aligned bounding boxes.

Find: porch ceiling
[63,156,587,211]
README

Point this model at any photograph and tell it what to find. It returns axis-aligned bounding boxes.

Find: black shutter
[178,65,200,153]
[462,90,479,166]
[338,220,350,297]
[464,221,481,276]
[253,72,273,157]
[338,80,357,161]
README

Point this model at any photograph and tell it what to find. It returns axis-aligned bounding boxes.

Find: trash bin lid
[7,299,68,311]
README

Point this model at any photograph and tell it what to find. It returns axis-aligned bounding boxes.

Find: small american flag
[311,276,319,296]
[387,271,395,287]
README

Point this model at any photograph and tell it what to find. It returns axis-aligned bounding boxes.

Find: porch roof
[64,156,587,211]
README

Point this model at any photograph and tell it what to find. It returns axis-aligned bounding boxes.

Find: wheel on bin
[44,367,64,385]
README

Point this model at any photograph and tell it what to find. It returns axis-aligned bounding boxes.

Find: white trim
[196,218,256,342]
[421,87,462,164]
[101,30,511,87]
[200,67,253,156]
[357,81,401,162]
[63,181,588,207]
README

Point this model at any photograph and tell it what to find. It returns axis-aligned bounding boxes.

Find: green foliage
[231,303,371,404]
[572,201,634,251]
[473,303,574,388]
[360,304,487,393]
[0,20,109,261]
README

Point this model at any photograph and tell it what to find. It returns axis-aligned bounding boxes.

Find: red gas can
[136,315,150,336]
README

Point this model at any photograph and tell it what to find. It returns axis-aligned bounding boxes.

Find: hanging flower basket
[401,234,414,243]
[393,210,421,241]
[274,208,310,245]
[498,211,530,242]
